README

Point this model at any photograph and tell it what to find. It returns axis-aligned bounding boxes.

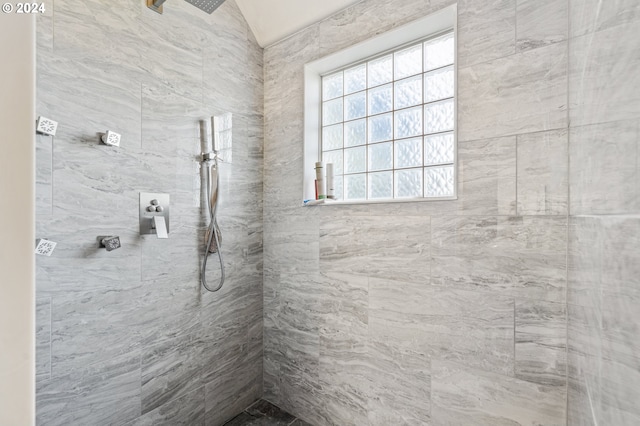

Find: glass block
[333,175,344,200]
[368,142,393,171]
[322,124,343,151]
[394,44,422,80]
[424,32,455,71]
[344,146,366,174]
[395,106,423,139]
[424,165,455,197]
[424,66,454,103]
[344,119,366,147]
[323,98,343,126]
[395,137,422,169]
[394,168,423,198]
[368,113,393,143]
[344,174,366,200]
[424,99,454,134]
[323,72,343,100]
[368,84,392,115]
[345,92,366,121]
[424,132,454,165]
[368,171,393,199]
[368,55,392,87]
[395,75,423,109]
[322,149,343,176]
[344,64,366,94]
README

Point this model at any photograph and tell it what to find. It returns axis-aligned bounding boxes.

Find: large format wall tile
[517,129,569,215]
[516,0,567,52]
[458,41,567,142]
[432,216,567,302]
[569,120,640,215]
[36,0,264,424]
[570,0,640,37]
[515,299,567,387]
[457,0,516,68]
[432,360,566,425]
[569,22,640,127]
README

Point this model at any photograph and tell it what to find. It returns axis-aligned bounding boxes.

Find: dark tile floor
[223,399,312,426]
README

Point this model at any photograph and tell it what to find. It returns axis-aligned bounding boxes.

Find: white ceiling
[234,0,363,47]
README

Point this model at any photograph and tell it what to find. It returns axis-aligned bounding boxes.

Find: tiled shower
[34,0,639,425]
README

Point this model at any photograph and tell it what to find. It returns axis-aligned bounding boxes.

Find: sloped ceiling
[235,0,363,47]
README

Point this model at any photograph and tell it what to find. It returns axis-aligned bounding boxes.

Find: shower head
[147,0,226,15]
[183,0,226,14]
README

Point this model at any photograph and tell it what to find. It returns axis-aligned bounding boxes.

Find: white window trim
[303,4,458,205]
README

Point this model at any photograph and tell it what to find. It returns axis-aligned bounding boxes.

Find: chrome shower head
[184,0,226,14]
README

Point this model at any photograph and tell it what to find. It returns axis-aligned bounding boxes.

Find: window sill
[302,196,457,206]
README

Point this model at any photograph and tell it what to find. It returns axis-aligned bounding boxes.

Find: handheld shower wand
[200,118,225,292]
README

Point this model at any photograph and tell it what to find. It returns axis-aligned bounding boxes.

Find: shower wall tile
[516,0,568,52]
[569,120,640,215]
[36,351,141,426]
[141,331,205,415]
[35,134,53,215]
[49,287,147,378]
[458,41,567,142]
[457,0,516,68]
[515,299,567,387]
[37,0,263,424]
[35,215,141,295]
[569,0,640,37]
[369,278,514,375]
[35,297,51,380]
[141,84,205,154]
[517,129,569,215]
[431,216,567,303]
[52,0,143,72]
[457,136,517,215]
[569,22,640,127]
[431,360,566,425]
[127,387,205,426]
[567,216,602,309]
[366,342,430,426]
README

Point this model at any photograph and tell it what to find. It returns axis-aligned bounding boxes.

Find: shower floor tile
[224,399,312,426]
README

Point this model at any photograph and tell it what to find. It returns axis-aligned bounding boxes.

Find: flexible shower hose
[201,156,225,292]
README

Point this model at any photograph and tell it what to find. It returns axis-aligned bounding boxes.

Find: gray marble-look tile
[52,0,143,71]
[359,215,431,284]
[264,216,319,277]
[369,278,514,375]
[36,134,53,216]
[569,22,640,127]
[35,214,141,294]
[36,351,141,426]
[567,216,602,309]
[458,136,517,215]
[516,0,568,52]
[141,83,205,154]
[457,0,516,68]
[458,41,567,142]
[569,120,640,215]
[458,0,516,67]
[245,399,296,424]
[127,387,205,426]
[319,216,370,276]
[49,286,147,378]
[432,215,567,302]
[515,299,567,387]
[289,420,313,426]
[204,354,262,426]
[517,129,568,215]
[141,331,205,415]
[570,0,640,37]
[366,341,430,426]
[432,360,566,425]
[35,297,51,379]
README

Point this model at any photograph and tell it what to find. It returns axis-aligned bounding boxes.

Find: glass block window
[321,31,455,201]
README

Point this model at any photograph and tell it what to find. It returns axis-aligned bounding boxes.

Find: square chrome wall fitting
[36,116,58,136]
[101,130,121,147]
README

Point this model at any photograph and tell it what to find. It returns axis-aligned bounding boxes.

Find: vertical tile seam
[564,0,571,423]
